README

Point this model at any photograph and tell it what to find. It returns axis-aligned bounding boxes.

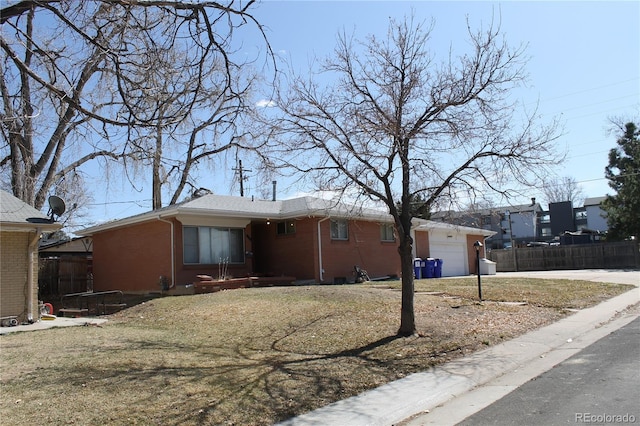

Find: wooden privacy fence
[39,256,91,297]
[488,241,640,272]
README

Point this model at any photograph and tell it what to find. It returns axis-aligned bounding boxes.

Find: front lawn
[0,278,631,425]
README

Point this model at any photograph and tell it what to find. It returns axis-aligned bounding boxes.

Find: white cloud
[256,99,276,108]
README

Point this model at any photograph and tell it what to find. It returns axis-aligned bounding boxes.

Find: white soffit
[176,215,251,228]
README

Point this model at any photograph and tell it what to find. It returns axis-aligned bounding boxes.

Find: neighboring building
[1,190,61,323]
[549,201,574,236]
[78,194,494,293]
[547,197,608,241]
[432,199,542,249]
[433,196,611,249]
[583,196,608,232]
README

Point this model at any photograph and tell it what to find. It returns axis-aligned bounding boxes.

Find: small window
[276,221,296,235]
[330,219,348,240]
[380,224,395,242]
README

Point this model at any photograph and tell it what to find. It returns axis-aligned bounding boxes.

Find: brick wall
[92,219,256,292]
[92,220,174,293]
[252,218,401,283]
[466,234,487,274]
[251,219,318,280]
[319,219,400,283]
[1,231,37,322]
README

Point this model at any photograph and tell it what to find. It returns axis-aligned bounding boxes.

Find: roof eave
[412,218,497,237]
[1,221,62,232]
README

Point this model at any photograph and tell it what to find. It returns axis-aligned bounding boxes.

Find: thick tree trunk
[397,233,416,336]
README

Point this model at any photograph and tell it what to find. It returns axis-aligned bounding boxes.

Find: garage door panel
[430,243,467,277]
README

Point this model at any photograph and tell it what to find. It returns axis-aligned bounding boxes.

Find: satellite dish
[48,195,66,222]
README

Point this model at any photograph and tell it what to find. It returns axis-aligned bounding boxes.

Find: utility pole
[232,159,252,197]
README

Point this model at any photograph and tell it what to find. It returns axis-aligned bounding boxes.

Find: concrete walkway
[277,269,639,426]
[0,316,107,335]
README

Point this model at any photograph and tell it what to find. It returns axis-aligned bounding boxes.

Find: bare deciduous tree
[542,176,585,206]
[1,0,269,213]
[259,16,561,336]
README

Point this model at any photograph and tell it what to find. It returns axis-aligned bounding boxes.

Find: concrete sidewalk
[0,316,107,335]
[277,270,639,426]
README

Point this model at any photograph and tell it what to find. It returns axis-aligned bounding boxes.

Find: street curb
[277,286,639,426]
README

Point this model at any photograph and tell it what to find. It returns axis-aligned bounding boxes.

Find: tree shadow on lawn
[36,323,452,425]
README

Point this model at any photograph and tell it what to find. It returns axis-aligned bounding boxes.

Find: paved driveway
[496,269,639,286]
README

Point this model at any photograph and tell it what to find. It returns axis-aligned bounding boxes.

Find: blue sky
[82,1,639,227]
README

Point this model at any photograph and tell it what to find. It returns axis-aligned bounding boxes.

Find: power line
[530,77,639,105]
[86,199,152,207]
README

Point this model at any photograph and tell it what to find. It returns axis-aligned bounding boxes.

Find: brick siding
[92,220,174,293]
[1,231,38,322]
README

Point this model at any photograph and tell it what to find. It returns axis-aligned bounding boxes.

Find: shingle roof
[79,194,392,235]
[0,190,61,231]
[78,193,497,237]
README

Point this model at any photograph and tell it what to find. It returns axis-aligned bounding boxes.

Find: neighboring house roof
[40,236,93,253]
[584,196,606,206]
[79,194,393,235]
[0,190,61,232]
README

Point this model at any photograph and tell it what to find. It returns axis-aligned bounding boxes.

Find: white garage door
[430,242,467,277]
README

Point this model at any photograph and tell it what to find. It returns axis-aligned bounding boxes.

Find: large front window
[183,226,244,264]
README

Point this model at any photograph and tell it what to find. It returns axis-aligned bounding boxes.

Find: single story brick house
[1,190,61,323]
[78,194,494,293]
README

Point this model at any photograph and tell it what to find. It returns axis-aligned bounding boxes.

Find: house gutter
[317,217,330,283]
[158,216,175,289]
[27,227,42,323]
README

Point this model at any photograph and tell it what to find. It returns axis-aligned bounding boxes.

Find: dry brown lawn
[0,277,632,425]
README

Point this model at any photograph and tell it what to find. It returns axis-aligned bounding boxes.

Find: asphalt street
[458,317,640,425]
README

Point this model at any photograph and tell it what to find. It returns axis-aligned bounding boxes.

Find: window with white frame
[380,223,395,242]
[183,226,244,264]
[330,219,349,240]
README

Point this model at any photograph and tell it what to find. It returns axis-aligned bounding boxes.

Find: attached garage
[429,240,468,277]
[412,219,496,277]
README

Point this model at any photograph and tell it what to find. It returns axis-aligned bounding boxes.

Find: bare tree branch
[1,0,273,214]
[257,14,562,336]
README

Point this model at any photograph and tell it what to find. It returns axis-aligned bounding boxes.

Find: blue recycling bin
[434,258,443,278]
[423,258,436,278]
[414,258,423,279]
